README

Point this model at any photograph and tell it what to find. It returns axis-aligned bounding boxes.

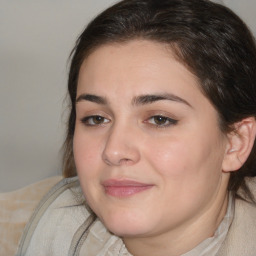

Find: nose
[102,123,141,166]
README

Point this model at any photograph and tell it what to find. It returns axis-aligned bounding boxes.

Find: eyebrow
[132,93,192,108]
[76,94,107,104]
[76,93,192,108]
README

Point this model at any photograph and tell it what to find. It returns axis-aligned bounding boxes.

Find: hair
[63,0,256,200]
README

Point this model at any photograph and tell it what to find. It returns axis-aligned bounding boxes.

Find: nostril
[103,157,113,166]
[103,156,132,166]
[119,158,132,165]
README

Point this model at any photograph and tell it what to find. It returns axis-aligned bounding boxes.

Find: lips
[102,179,154,197]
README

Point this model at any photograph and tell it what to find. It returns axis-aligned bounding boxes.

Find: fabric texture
[15,176,256,256]
[183,192,234,256]
[217,178,256,255]
[0,176,62,256]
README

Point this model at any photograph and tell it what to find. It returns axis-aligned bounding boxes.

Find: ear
[222,117,256,172]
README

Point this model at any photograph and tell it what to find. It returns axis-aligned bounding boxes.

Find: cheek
[73,130,103,208]
[73,129,102,176]
[145,134,225,215]
[147,136,193,178]
[145,132,223,181]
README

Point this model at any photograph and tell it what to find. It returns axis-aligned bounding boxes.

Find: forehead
[79,41,195,86]
[77,39,219,127]
[77,40,209,109]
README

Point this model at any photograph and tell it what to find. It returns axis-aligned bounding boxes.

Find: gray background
[1,0,256,192]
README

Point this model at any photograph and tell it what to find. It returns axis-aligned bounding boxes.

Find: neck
[123,180,229,256]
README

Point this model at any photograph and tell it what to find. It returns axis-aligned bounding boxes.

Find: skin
[73,40,232,256]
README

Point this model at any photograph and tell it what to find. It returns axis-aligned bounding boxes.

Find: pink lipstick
[102,179,153,197]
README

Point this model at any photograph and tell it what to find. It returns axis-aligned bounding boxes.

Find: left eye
[147,115,178,127]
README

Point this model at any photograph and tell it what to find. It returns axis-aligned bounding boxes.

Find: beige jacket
[16,177,256,256]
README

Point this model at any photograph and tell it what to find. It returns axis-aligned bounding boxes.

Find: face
[73,40,229,239]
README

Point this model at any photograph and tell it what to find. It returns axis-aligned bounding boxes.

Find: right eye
[80,115,110,126]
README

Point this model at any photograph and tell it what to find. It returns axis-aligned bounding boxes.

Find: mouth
[102,179,154,198]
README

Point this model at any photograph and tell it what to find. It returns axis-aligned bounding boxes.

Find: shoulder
[16,176,93,256]
[218,177,256,256]
[16,176,129,256]
[0,176,62,256]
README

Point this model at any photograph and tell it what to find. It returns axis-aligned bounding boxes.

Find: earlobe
[222,117,256,172]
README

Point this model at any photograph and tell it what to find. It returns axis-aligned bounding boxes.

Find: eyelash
[80,115,110,126]
[80,115,178,128]
[145,115,178,128]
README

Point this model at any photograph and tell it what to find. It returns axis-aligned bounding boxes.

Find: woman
[17,0,256,255]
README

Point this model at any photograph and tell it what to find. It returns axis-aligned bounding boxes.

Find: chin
[106,223,149,238]
[99,209,152,237]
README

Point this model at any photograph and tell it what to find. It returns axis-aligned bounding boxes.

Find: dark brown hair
[63,0,256,199]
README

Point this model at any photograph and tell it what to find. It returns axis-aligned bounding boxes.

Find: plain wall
[1,0,256,192]
[0,0,116,192]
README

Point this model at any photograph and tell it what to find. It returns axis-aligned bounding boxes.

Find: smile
[102,179,154,197]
